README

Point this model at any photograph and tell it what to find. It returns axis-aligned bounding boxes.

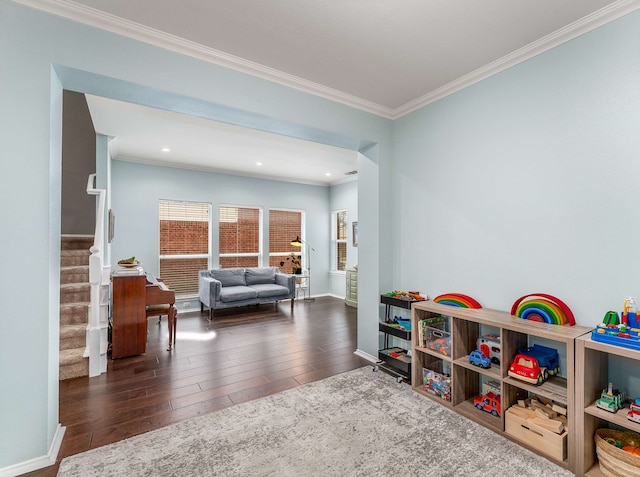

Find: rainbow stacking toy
[510,293,576,326]
[433,293,482,309]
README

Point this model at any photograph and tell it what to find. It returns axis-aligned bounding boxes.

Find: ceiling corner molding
[11,0,394,119]
[11,0,640,121]
[391,0,640,119]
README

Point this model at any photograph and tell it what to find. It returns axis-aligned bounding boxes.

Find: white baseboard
[0,424,65,477]
[354,349,378,363]
[325,293,345,300]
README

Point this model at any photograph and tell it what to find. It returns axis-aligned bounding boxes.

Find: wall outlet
[182,302,191,309]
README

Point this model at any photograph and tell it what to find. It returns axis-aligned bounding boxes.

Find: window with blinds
[219,205,262,268]
[333,210,347,272]
[159,200,210,297]
[268,209,303,273]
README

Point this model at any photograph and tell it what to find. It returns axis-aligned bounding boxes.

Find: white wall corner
[0,424,65,477]
[354,349,377,364]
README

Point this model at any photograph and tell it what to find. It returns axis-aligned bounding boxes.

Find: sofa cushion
[245,267,276,285]
[219,286,258,303]
[250,283,290,299]
[210,268,246,287]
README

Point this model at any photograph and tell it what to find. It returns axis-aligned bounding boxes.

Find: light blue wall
[0,1,391,471]
[328,179,358,297]
[5,0,640,471]
[392,10,640,327]
[111,160,332,295]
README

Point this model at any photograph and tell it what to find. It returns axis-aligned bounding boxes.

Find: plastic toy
[384,290,427,301]
[627,398,640,423]
[507,344,559,385]
[473,392,501,417]
[476,334,501,364]
[596,382,625,413]
[468,350,491,369]
[426,337,450,356]
[508,354,547,385]
[422,368,451,401]
[591,305,640,351]
[622,297,638,327]
[393,316,411,331]
[518,345,560,376]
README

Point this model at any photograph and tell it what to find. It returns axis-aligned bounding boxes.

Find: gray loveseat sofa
[198,267,295,319]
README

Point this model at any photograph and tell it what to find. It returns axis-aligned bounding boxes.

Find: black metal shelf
[377,295,418,384]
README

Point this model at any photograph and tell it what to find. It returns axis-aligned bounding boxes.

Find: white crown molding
[392,0,640,119]
[10,0,640,120]
[10,0,394,118]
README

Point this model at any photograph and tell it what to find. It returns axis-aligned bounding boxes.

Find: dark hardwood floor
[24,297,368,477]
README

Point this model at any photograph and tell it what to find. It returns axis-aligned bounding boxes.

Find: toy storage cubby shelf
[377,295,414,383]
[411,301,591,473]
[575,334,640,477]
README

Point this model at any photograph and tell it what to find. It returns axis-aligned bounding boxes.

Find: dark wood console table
[111,274,176,359]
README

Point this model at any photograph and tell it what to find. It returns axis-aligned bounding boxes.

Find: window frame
[158,199,212,298]
[268,208,305,272]
[332,209,348,273]
[218,204,264,268]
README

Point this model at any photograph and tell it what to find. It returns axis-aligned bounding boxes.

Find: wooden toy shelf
[575,334,640,476]
[411,301,591,473]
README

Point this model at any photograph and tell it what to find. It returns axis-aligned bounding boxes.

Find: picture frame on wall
[108,209,115,243]
[352,221,358,247]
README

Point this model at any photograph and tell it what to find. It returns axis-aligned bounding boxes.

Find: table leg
[167,305,177,351]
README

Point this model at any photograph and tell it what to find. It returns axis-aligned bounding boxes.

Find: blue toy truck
[517,344,560,376]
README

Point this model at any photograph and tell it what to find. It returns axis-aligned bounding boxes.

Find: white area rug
[57,367,573,476]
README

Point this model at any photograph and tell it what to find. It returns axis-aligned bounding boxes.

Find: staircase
[59,235,92,380]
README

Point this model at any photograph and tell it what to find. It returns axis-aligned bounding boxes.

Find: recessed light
[325,172,331,176]
[256,162,263,166]
[161,147,171,153]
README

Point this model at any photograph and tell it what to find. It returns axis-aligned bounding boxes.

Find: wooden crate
[505,407,567,462]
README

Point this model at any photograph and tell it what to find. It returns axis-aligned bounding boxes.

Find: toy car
[469,350,491,369]
[473,392,501,417]
[508,354,548,385]
[476,334,501,364]
[596,383,625,413]
[628,398,640,423]
[518,344,560,376]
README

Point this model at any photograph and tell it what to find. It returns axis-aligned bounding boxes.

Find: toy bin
[595,429,640,477]
[420,318,451,356]
[422,360,451,402]
[505,406,567,462]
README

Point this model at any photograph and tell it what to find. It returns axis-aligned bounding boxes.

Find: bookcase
[411,301,591,473]
[575,334,640,476]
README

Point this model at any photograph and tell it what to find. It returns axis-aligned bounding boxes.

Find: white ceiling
[86,95,358,186]
[31,0,639,184]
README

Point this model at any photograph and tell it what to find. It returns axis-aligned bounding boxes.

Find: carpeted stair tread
[61,265,90,284]
[60,250,91,267]
[59,347,89,380]
[59,347,86,366]
[59,235,93,380]
[60,324,86,351]
[60,302,89,325]
[61,235,94,250]
[60,283,91,303]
